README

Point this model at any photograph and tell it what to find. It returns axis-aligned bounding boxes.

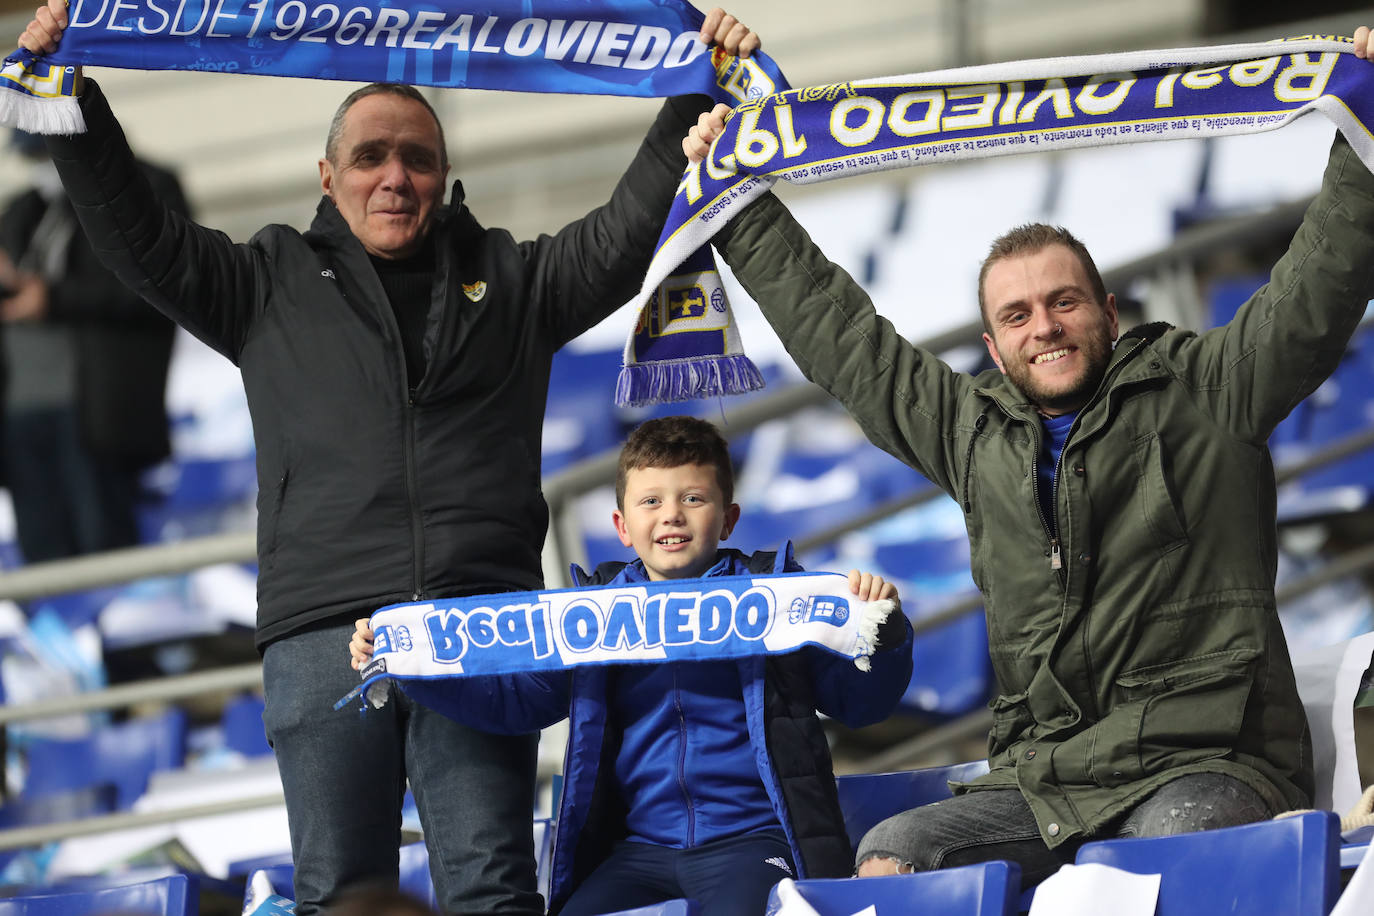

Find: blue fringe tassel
[615,355,766,407]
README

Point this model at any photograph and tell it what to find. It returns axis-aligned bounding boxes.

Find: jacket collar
[612,551,745,585]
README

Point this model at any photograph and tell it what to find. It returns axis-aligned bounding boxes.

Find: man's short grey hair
[324,83,449,169]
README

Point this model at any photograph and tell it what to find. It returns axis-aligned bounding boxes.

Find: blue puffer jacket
[404,544,913,913]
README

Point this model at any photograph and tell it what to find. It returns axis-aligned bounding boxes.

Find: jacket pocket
[1130,432,1188,557]
[1092,648,1260,787]
[988,690,1034,764]
[260,467,290,573]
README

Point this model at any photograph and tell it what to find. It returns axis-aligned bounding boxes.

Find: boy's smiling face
[613,462,740,581]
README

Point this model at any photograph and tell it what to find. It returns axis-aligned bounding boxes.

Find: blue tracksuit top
[607,554,779,847]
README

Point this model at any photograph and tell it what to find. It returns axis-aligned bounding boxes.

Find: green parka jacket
[714,136,1374,849]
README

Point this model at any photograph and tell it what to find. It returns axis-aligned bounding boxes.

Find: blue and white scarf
[637,36,1374,311]
[0,0,787,405]
[338,571,896,709]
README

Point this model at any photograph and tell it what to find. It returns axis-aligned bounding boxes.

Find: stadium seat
[0,873,197,915]
[221,693,271,757]
[834,760,991,856]
[765,860,1020,916]
[542,346,626,476]
[240,844,436,907]
[397,841,438,907]
[597,901,699,916]
[869,531,992,717]
[139,454,260,541]
[1074,810,1340,916]
[22,708,188,810]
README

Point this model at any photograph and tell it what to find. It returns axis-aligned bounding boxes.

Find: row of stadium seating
[2,760,1369,914]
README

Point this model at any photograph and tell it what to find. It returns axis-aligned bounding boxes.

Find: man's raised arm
[684,104,978,499]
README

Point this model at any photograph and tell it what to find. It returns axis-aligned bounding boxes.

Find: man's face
[981,244,1119,416]
[319,94,449,260]
[612,463,740,582]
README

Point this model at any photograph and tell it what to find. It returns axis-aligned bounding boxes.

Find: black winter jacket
[47,81,701,649]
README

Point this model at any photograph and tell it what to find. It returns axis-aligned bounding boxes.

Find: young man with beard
[682,24,1374,888]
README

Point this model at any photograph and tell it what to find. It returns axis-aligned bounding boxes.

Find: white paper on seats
[1027,863,1160,916]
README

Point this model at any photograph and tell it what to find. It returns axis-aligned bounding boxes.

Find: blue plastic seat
[0,873,196,915]
[1075,810,1340,916]
[765,861,1020,916]
[869,532,992,717]
[597,901,699,916]
[221,693,271,757]
[240,844,435,907]
[834,760,990,855]
[22,708,188,809]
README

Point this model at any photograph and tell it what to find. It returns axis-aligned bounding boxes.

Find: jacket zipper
[1027,337,1150,574]
[1026,419,1063,576]
[672,666,695,846]
[404,390,424,600]
[960,411,989,513]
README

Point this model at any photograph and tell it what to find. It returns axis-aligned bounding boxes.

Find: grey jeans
[855,772,1272,888]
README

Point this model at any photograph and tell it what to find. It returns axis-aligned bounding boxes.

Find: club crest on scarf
[616,243,765,406]
[789,595,850,627]
[712,43,776,101]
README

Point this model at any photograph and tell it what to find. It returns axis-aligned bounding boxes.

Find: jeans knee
[855,854,917,877]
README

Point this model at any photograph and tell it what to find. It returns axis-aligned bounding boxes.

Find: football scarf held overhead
[0,0,788,126]
[636,35,1374,313]
[340,572,897,710]
[0,0,788,406]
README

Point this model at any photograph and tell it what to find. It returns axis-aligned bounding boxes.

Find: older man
[18,3,759,913]
[685,25,1374,888]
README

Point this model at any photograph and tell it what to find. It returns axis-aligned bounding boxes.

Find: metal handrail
[0,664,263,727]
[0,531,255,603]
[0,793,286,853]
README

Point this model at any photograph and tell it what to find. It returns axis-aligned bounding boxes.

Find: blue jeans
[855,772,1271,889]
[263,621,542,916]
[558,831,796,916]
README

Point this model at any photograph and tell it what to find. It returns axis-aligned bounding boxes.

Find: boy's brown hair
[615,416,735,509]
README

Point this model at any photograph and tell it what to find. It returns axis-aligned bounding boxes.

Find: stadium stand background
[0,0,1373,906]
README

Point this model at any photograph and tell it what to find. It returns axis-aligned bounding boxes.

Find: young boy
[351,416,913,915]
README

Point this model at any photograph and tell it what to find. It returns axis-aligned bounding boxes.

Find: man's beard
[1001,326,1115,415]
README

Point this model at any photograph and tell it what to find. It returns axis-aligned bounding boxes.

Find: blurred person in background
[0,129,185,564]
